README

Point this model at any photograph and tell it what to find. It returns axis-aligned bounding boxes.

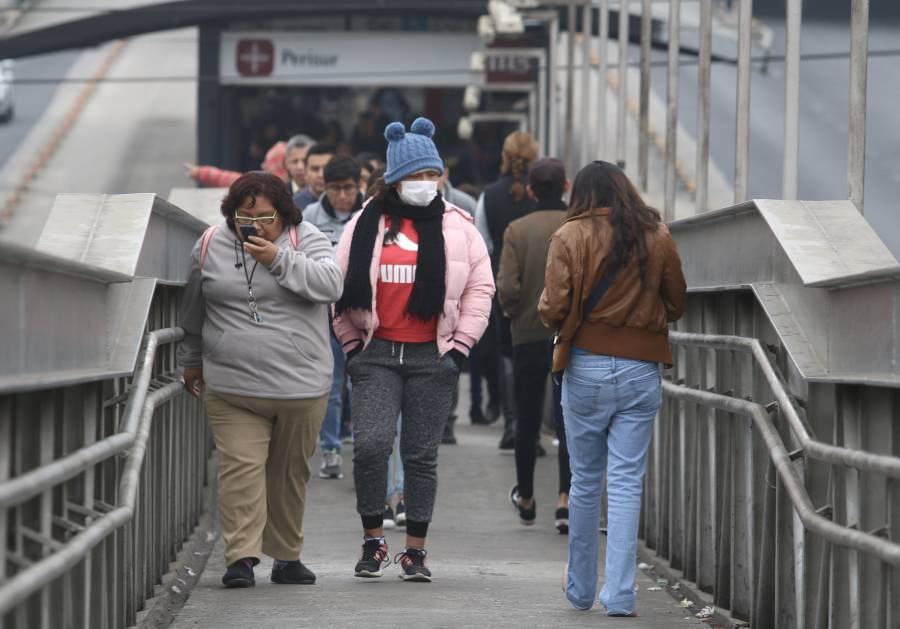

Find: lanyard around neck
[235,240,262,324]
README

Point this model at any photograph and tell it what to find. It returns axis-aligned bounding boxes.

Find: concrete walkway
[171,396,703,628]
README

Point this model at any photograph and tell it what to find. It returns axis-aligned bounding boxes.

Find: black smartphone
[239,225,256,242]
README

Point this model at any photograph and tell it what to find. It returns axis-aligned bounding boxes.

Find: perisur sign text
[221,31,481,87]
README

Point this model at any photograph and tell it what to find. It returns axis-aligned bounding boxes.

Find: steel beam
[734,0,753,204]
[848,0,869,212]
[638,0,651,191]
[564,2,577,175]
[616,0,629,170]
[0,0,490,59]
[664,0,680,220]
[597,0,609,160]
[782,0,802,200]
[696,0,712,212]
[581,1,592,168]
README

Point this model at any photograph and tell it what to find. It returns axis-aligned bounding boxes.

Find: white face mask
[398,180,439,207]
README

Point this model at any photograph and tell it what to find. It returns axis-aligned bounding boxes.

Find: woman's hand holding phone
[243,235,278,267]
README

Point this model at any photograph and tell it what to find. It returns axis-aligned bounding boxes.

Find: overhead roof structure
[0,0,489,59]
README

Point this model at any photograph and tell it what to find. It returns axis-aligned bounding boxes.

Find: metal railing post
[564,1,577,174]
[848,0,869,212]
[782,0,802,200]
[616,0,629,169]
[664,0,680,220]
[581,0,592,168]
[638,0,651,191]
[734,0,753,204]
[597,0,609,160]
[548,11,560,158]
[696,0,712,213]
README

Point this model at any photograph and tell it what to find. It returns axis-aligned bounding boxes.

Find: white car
[0,59,14,124]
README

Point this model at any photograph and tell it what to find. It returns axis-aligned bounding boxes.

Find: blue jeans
[320,334,345,453]
[561,349,661,614]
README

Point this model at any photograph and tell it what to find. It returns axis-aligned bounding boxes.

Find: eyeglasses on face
[234,211,279,225]
[326,183,359,195]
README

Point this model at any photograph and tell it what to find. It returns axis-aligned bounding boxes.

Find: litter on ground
[695,606,716,619]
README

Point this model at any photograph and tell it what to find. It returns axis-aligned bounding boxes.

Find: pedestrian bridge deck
[170,416,696,629]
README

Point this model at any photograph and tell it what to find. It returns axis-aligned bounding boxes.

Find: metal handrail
[0,327,183,509]
[662,379,900,565]
[0,328,186,617]
[669,331,900,479]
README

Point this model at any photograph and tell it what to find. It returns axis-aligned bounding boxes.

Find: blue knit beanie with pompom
[383,117,444,184]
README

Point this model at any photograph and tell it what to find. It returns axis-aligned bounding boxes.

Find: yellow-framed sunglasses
[234,211,279,226]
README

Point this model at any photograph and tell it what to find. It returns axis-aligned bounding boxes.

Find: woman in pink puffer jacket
[332,118,494,583]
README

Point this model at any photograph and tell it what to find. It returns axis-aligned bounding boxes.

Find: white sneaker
[319,450,343,479]
[383,504,396,530]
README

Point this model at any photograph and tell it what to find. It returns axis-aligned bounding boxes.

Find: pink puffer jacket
[332,203,495,356]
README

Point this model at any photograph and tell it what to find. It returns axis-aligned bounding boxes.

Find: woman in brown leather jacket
[539,161,686,616]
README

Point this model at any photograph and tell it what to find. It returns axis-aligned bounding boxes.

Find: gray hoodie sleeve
[177,240,205,369]
[474,193,493,255]
[268,223,344,304]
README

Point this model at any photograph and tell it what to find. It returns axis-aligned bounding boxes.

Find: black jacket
[482,174,535,274]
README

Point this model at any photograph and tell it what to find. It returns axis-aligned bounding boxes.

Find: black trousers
[471,318,500,413]
[512,340,572,499]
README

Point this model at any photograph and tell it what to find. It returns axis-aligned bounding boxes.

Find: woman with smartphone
[333,118,494,582]
[178,171,343,588]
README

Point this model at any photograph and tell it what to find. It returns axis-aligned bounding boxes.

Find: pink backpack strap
[199,225,219,269]
[288,224,300,249]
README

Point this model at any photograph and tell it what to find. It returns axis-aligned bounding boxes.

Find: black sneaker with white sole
[395,548,432,582]
[509,484,536,525]
[555,507,569,534]
[354,538,390,578]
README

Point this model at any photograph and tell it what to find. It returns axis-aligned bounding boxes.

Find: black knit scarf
[335,189,446,321]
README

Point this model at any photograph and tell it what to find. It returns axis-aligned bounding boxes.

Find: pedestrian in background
[440,166,477,215]
[285,134,315,196]
[303,155,365,480]
[333,117,494,582]
[496,157,571,533]
[356,151,385,196]
[474,131,540,451]
[293,143,334,209]
[185,141,288,188]
[539,161,686,616]
[178,171,343,588]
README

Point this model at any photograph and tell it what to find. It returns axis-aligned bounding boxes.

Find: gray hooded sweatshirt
[177,221,344,399]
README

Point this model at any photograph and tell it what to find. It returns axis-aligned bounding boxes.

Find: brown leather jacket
[538,207,686,372]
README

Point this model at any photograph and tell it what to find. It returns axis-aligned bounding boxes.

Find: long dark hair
[568,161,661,279]
[364,166,387,202]
[364,165,424,245]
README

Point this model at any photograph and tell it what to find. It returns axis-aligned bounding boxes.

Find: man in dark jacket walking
[496,157,571,532]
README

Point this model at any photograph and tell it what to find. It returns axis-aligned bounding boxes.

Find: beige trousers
[205,389,327,566]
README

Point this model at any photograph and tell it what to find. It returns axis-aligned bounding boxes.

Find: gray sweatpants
[348,338,459,523]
